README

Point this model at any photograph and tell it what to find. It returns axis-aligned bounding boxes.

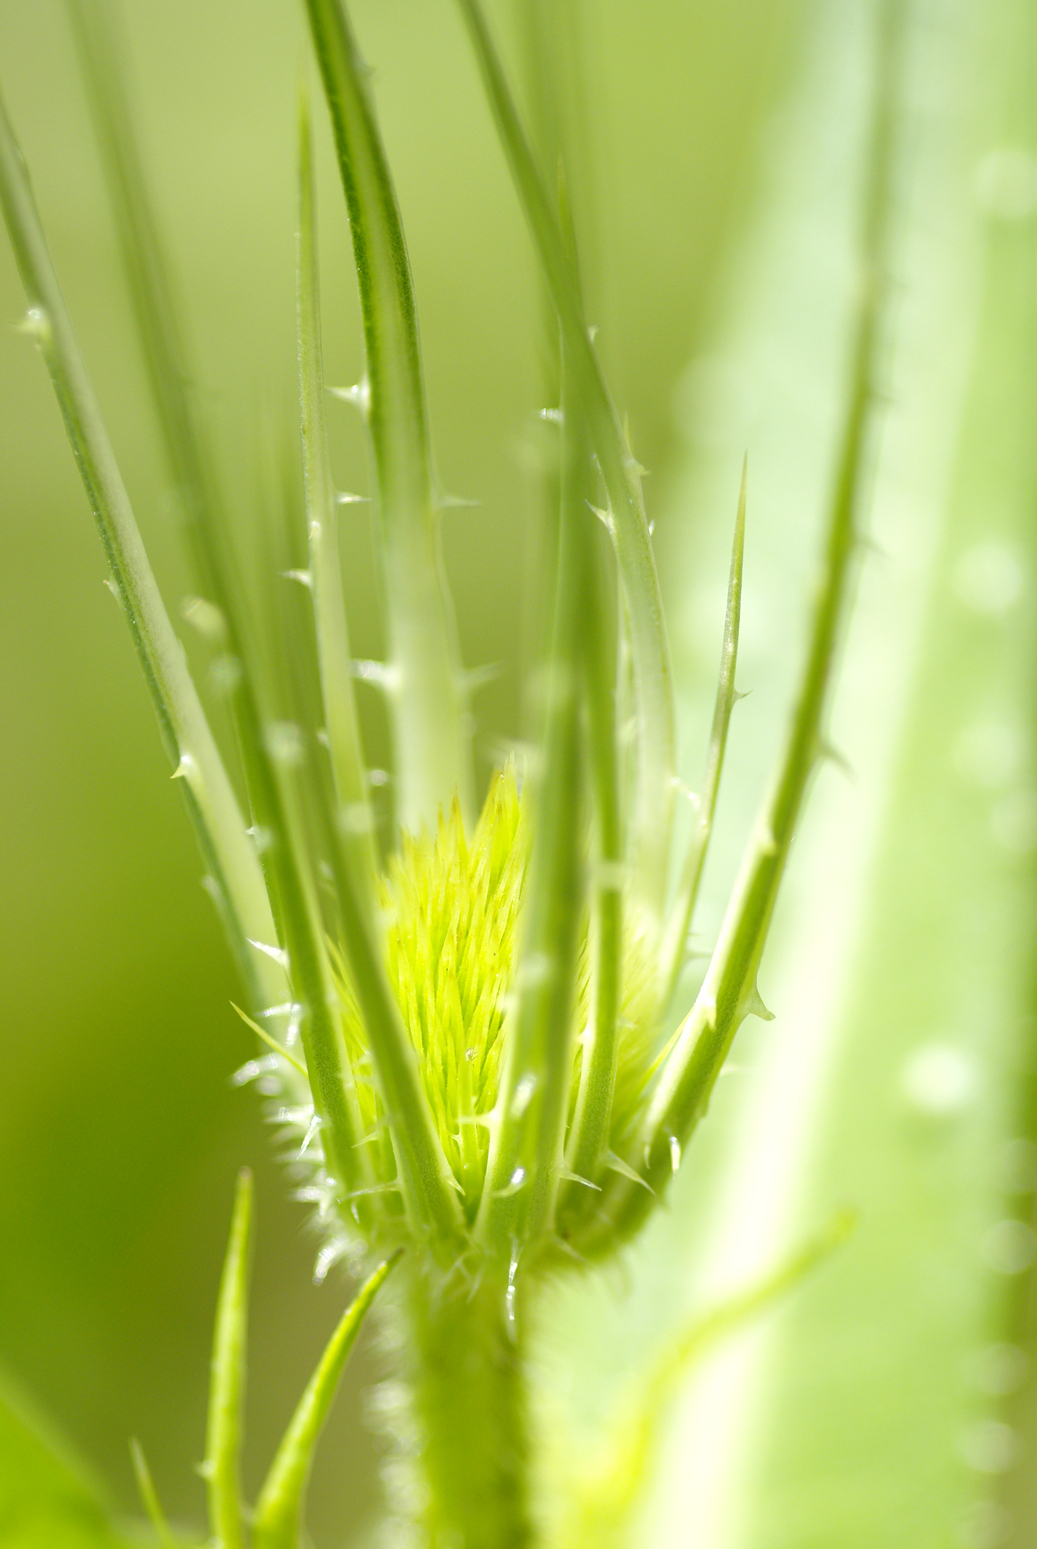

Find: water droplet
[264,721,305,767]
[983,1218,1036,1275]
[953,542,1025,614]
[961,1420,1018,1474]
[505,1242,521,1328]
[960,1500,1011,1549]
[510,1074,537,1118]
[180,595,226,641]
[952,721,1027,789]
[339,801,375,836]
[901,1044,978,1115]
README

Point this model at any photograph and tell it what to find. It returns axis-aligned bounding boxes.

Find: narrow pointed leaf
[477,347,589,1259]
[0,1369,137,1549]
[253,1251,402,1549]
[304,0,473,832]
[658,459,747,1009]
[129,1439,175,1549]
[453,0,676,936]
[585,0,901,1253]
[562,490,623,1206]
[0,87,285,1018]
[297,93,378,900]
[205,1171,252,1549]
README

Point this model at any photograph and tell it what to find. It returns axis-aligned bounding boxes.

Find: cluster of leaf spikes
[0,0,882,1319]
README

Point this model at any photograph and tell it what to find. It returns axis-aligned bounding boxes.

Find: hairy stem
[402,1266,531,1549]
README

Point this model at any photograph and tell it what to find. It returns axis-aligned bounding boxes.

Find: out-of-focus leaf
[0,1371,137,1548]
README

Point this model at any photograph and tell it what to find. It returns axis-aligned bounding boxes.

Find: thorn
[856,531,890,562]
[668,1134,682,1174]
[586,500,614,535]
[15,305,50,343]
[819,739,855,780]
[180,595,227,641]
[351,660,401,693]
[558,1169,601,1192]
[733,688,752,702]
[463,663,503,695]
[171,750,196,781]
[587,323,600,343]
[103,576,124,607]
[231,1002,309,1077]
[329,379,370,414]
[283,568,313,588]
[604,1151,655,1192]
[744,982,775,1022]
[246,938,290,970]
[436,492,481,510]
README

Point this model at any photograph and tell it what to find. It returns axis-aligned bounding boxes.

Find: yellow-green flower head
[332,765,656,1231]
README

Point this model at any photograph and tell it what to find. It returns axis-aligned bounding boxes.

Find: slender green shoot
[658,461,747,1010]
[204,1170,252,1549]
[560,1210,855,1549]
[303,0,474,833]
[62,0,224,601]
[453,0,676,941]
[129,1438,175,1549]
[562,485,622,1200]
[252,1250,402,1549]
[591,0,900,1251]
[477,348,589,1261]
[230,1002,309,1080]
[297,92,378,903]
[0,88,285,1019]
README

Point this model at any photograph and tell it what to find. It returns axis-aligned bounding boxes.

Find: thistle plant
[0,0,897,1544]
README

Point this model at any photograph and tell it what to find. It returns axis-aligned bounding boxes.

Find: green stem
[403,1265,532,1549]
[0,86,285,1017]
[454,0,676,940]
[297,93,379,901]
[477,346,588,1261]
[304,0,473,833]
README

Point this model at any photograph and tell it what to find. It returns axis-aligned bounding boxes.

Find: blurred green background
[4,1,1037,1547]
[0,0,812,1540]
